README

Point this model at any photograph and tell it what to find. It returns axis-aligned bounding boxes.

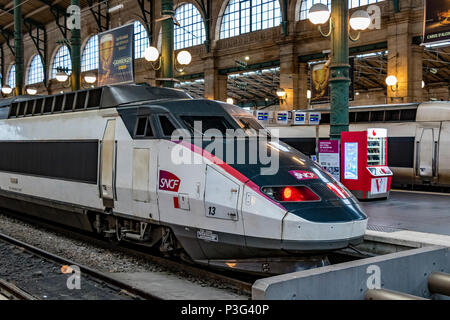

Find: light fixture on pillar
[175,50,192,73]
[226,97,234,104]
[1,85,12,95]
[56,70,69,83]
[385,75,398,92]
[307,90,311,99]
[26,87,37,95]
[276,88,287,104]
[144,46,162,70]
[308,4,370,40]
[422,80,425,88]
[84,73,97,84]
[348,10,371,41]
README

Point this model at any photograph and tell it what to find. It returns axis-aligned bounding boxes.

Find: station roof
[0,0,90,42]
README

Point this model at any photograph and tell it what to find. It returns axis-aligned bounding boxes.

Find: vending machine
[340,128,393,200]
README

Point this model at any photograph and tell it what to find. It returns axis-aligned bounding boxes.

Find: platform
[361,190,450,236]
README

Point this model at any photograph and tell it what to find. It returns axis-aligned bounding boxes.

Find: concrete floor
[360,190,450,236]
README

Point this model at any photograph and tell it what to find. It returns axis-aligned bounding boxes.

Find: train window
[158,115,177,137]
[385,110,400,121]
[400,109,417,121]
[370,111,384,122]
[54,95,64,113]
[349,112,356,123]
[135,117,147,136]
[43,97,53,113]
[356,111,369,122]
[34,99,43,115]
[180,115,234,135]
[64,93,75,111]
[75,91,87,110]
[320,113,330,124]
[145,118,154,137]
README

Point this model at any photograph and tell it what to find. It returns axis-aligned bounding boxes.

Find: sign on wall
[98,24,135,86]
[318,140,340,181]
[310,58,354,105]
[423,0,450,45]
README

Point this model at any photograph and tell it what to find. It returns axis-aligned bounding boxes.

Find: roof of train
[1,84,251,120]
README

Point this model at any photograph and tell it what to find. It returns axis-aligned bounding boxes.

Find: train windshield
[180,115,235,135]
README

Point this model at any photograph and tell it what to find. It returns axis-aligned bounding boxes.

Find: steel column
[161,0,174,88]
[329,0,350,140]
[71,0,81,91]
[14,0,23,96]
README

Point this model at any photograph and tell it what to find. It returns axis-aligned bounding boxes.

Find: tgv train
[0,84,367,269]
[272,102,450,189]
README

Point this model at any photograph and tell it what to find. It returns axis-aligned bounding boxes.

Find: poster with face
[98,24,135,86]
[423,0,450,44]
[310,58,354,105]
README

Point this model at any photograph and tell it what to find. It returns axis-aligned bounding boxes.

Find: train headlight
[262,186,320,202]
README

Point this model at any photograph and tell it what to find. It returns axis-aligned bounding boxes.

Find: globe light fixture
[276,88,286,98]
[349,10,371,31]
[56,70,69,82]
[177,50,192,66]
[144,46,160,62]
[84,73,97,84]
[385,75,398,87]
[226,97,234,104]
[307,90,312,99]
[422,80,425,88]
[26,87,37,95]
[308,3,330,25]
[1,85,12,94]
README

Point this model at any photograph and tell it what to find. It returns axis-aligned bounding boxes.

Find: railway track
[0,231,161,300]
[0,210,254,297]
[0,279,37,300]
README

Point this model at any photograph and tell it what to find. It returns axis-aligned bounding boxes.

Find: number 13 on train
[340,129,393,200]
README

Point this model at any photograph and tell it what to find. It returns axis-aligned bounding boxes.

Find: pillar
[14,0,24,96]
[329,0,350,139]
[279,42,299,110]
[161,0,174,88]
[387,22,424,103]
[70,0,81,91]
[204,57,227,101]
[298,62,309,109]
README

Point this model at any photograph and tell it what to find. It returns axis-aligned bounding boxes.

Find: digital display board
[344,142,358,180]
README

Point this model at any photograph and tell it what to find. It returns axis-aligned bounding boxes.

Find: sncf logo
[159,170,181,192]
[289,170,318,181]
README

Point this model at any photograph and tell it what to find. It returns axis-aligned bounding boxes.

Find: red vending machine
[340,128,393,200]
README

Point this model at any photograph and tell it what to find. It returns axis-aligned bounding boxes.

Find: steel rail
[0,231,161,300]
[0,279,37,300]
[0,210,253,296]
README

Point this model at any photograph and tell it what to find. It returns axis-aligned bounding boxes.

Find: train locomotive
[0,84,367,271]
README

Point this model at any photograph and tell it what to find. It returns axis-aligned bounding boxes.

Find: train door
[415,124,440,181]
[202,165,246,252]
[100,119,116,208]
[438,122,450,186]
[131,145,160,221]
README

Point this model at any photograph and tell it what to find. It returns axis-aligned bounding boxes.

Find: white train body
[0,85,367,264]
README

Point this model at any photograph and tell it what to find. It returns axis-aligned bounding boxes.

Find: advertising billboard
[310,58,354,105]
[98,24,135,86]
[423,0,450,44]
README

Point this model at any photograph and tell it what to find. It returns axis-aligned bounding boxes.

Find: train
[0,84,367,272]
[269,101,450,189]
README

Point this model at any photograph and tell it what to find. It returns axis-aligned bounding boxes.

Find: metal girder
[0,27,14,55]
[281,0,288,36]
[87,0,110,33]
[137,0,153,43]
[23,20,47,85]
[192,0,210,51]
[49,5,70,43]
